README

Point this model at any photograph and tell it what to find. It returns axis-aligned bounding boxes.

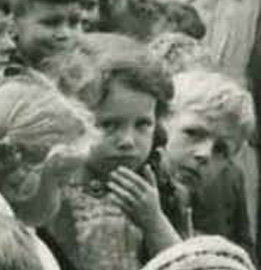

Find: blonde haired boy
[162,70,255,258]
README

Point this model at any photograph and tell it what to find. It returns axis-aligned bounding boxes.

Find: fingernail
[110,171,117,178]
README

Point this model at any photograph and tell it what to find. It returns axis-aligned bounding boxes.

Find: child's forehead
[99,78,157,108]
[94,80,157,122]
[170,110,241,146]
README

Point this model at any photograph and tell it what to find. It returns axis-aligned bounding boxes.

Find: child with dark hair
[11,0,82,70]
[42,33,180,270]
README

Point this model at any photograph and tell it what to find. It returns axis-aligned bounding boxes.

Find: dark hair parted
[59,33,174,119]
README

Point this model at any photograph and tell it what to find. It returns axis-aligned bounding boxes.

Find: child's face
[0,11,16,68]
[80,0,100,32]
[15,2,81,64]
[87,78,156,177]
[165,111,238,191]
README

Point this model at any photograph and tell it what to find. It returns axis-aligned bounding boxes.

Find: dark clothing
[193,163,253,250]
[159,161,255,259]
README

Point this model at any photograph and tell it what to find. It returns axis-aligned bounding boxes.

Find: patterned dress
[46,167,143,270]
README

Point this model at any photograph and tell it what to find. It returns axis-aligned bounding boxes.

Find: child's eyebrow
[39,14,64,23]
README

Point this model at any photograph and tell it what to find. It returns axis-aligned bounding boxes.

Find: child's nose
[193,139,215,166]
[55,24,72,42]
[117,128,135,150]
[1,33,16,53]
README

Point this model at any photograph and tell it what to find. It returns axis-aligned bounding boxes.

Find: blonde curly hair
[168,70,255,152]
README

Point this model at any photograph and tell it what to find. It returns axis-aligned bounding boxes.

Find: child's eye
[183,128,203,140]
[136,119,154,131]
[40,17,62,27]
[98,119,120,133]
[213,141,229,157]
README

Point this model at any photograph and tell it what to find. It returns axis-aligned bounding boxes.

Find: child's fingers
[110,171,141,199]
[108,181,135,207]
[109,193,132,214]
[115,166,147,191]
[143,164,157,187]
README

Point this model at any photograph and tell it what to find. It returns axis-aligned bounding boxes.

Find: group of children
[0,0,257,270]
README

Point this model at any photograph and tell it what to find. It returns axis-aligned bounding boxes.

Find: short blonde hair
[170,70,255,149]
[0,215,43,270]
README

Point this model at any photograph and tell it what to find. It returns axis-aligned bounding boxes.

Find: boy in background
[163,70,255,258]
[11,0,82,70]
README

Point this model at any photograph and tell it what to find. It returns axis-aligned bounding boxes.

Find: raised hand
[108,164,181,257]
[108,165,160,229]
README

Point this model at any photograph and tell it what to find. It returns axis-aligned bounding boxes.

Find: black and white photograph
[0,0,260,269]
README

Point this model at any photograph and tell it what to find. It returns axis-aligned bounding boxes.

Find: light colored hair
[169,70,255,148]
[0,215,43,270]
[141,236,256,270]
[0,70,98,153]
